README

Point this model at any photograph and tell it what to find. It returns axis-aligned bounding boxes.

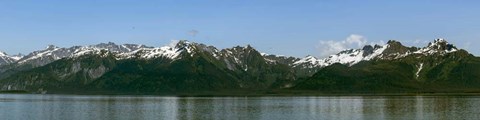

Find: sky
[0,0,479,58]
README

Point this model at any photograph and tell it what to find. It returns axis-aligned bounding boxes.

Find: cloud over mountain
[317,34,368,57]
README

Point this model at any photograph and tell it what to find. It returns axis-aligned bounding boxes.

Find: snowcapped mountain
[1,38,478,94]
[262,53,299,65]
[293,43,389,68]
[0,38,466,77]
[0,40,297,92]
[117,40,220,60]
[293,39,461,68]
[72,42,152,58]
[17,45,72,66]
[4,40,281,75]
[118,40,288,72]
[294,38,476,93]
[413,38,458,55]
[15,42,150,67]
[0,51,18,65]
[9,54,24,61]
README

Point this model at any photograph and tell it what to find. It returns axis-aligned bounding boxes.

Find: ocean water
[0,94,479,120]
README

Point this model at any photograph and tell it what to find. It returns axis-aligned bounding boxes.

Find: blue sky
[0,0,479,57]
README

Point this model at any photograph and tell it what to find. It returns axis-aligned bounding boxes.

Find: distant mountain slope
[0,41,296,93]
[294,39,480,93]
[0,43,151,79]
[0,51,17,65]
[1,38,479,94]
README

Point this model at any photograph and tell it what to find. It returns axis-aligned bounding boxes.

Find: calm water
[0,94,479,120]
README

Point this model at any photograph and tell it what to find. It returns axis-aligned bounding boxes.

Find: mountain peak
[381,40,413,56]
[96,42,118,47]
[174,40,196,49]
[428,38,448,47]
[428,39,456,50]
[46,45,58,50]
[0,51,7,56]
[304,55,317,60]
[246,44,253,49]
[386,40,403,46]
[0,51,23,65]
[292,55,321,68]
[230,45,256,52]
[362,45,375,57]
[387,40,401,44]
[434,38,446,42]
[414,39,458,55]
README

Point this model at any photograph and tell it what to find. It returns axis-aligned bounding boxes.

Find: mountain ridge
[0,38,478,94]
[293,39,462,69]
[0,38,468,68]
[293,39,478,93]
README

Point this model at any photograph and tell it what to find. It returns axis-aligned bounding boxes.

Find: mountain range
[1,39,479,95]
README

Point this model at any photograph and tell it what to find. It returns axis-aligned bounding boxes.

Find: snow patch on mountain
[116,40,224,60]
[294,44,389,67]
[72,47,103,58]
[294,38,461,68]
[260,53,291,64]
[117,46,182,60]
[3,38,464,72]
[416,63,423,79]
[10,54,24,61]
[0,51,16,65]
[18,45,63,64]
[0,51,6,56]
[16,43,151,66]
[413,38,458,55]
[0,51,24,65]
[293,55,322,67]
[364,44,389,60]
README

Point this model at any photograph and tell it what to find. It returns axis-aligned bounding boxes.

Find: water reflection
[1,94,480,120]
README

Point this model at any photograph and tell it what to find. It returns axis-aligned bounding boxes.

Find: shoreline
[4,90,480,97]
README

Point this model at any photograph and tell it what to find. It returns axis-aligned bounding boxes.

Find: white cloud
[317,34,382,58]
[317,40,348,57]
[346,34,367,47]
[167,40,179,48]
